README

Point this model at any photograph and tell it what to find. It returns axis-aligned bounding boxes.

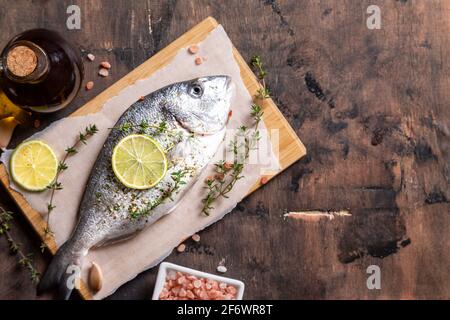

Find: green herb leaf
[44,123,98,239]
[201,55,268,215]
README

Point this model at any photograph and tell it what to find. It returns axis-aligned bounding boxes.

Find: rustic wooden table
[0,0,449,300]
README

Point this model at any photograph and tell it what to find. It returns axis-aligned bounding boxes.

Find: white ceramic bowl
[152,262,245,300]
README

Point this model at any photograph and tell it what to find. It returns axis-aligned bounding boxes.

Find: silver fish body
[38,76,233,298]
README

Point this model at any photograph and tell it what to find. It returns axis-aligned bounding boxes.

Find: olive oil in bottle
[0,29,83,113]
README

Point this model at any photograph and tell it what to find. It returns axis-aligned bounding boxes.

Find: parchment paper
[0,26,279,299]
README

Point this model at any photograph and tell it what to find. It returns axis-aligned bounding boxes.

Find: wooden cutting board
[0,17,306,299]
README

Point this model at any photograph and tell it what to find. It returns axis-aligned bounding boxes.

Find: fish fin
[37,240,83,300]
[94,231,140,247]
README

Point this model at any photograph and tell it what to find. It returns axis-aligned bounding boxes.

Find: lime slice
[112,134,168,189]
[10,140,58,191]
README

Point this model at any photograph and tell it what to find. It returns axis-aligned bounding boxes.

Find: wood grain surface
[0,16,306,300]
[0,0,449,299]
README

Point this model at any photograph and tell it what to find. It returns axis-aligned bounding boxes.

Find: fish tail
[37,239,83,300]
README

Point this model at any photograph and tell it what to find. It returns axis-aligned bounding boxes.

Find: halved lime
[112,134,168,189]
[10,140,58,191]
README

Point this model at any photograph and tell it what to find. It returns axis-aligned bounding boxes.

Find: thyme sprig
[43,124,98,242]
[251,55,271,100]
[129,169,189,219]
[0,206,40,284]
[201,55,269,216]
[201,106,263,216]
[112,120,179,137]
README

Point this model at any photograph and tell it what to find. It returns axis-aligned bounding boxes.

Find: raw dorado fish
[38,76,234,298]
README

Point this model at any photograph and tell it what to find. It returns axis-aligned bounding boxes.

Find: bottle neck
[2,40,49,83]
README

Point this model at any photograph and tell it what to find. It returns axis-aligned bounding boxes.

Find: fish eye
[189,83,203,98]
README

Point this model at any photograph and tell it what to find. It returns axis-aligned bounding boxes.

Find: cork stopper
[6,45,38,77]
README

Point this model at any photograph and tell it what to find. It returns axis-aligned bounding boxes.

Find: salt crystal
[186,290,195,299]
[100,61,111,69]
[195,57,203,65]
[98,68,109,77]
[167,270,177,280]
[188,45,199,54]
[226,286,237,295]
[178,288,187,297]
[85,81,94,90]
[217,265,227,273]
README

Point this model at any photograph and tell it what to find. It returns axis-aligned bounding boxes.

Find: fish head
[166,75,234,134]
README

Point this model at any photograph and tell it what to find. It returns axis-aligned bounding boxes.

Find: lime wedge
[10,140,58,191]
[112,134,168,189]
